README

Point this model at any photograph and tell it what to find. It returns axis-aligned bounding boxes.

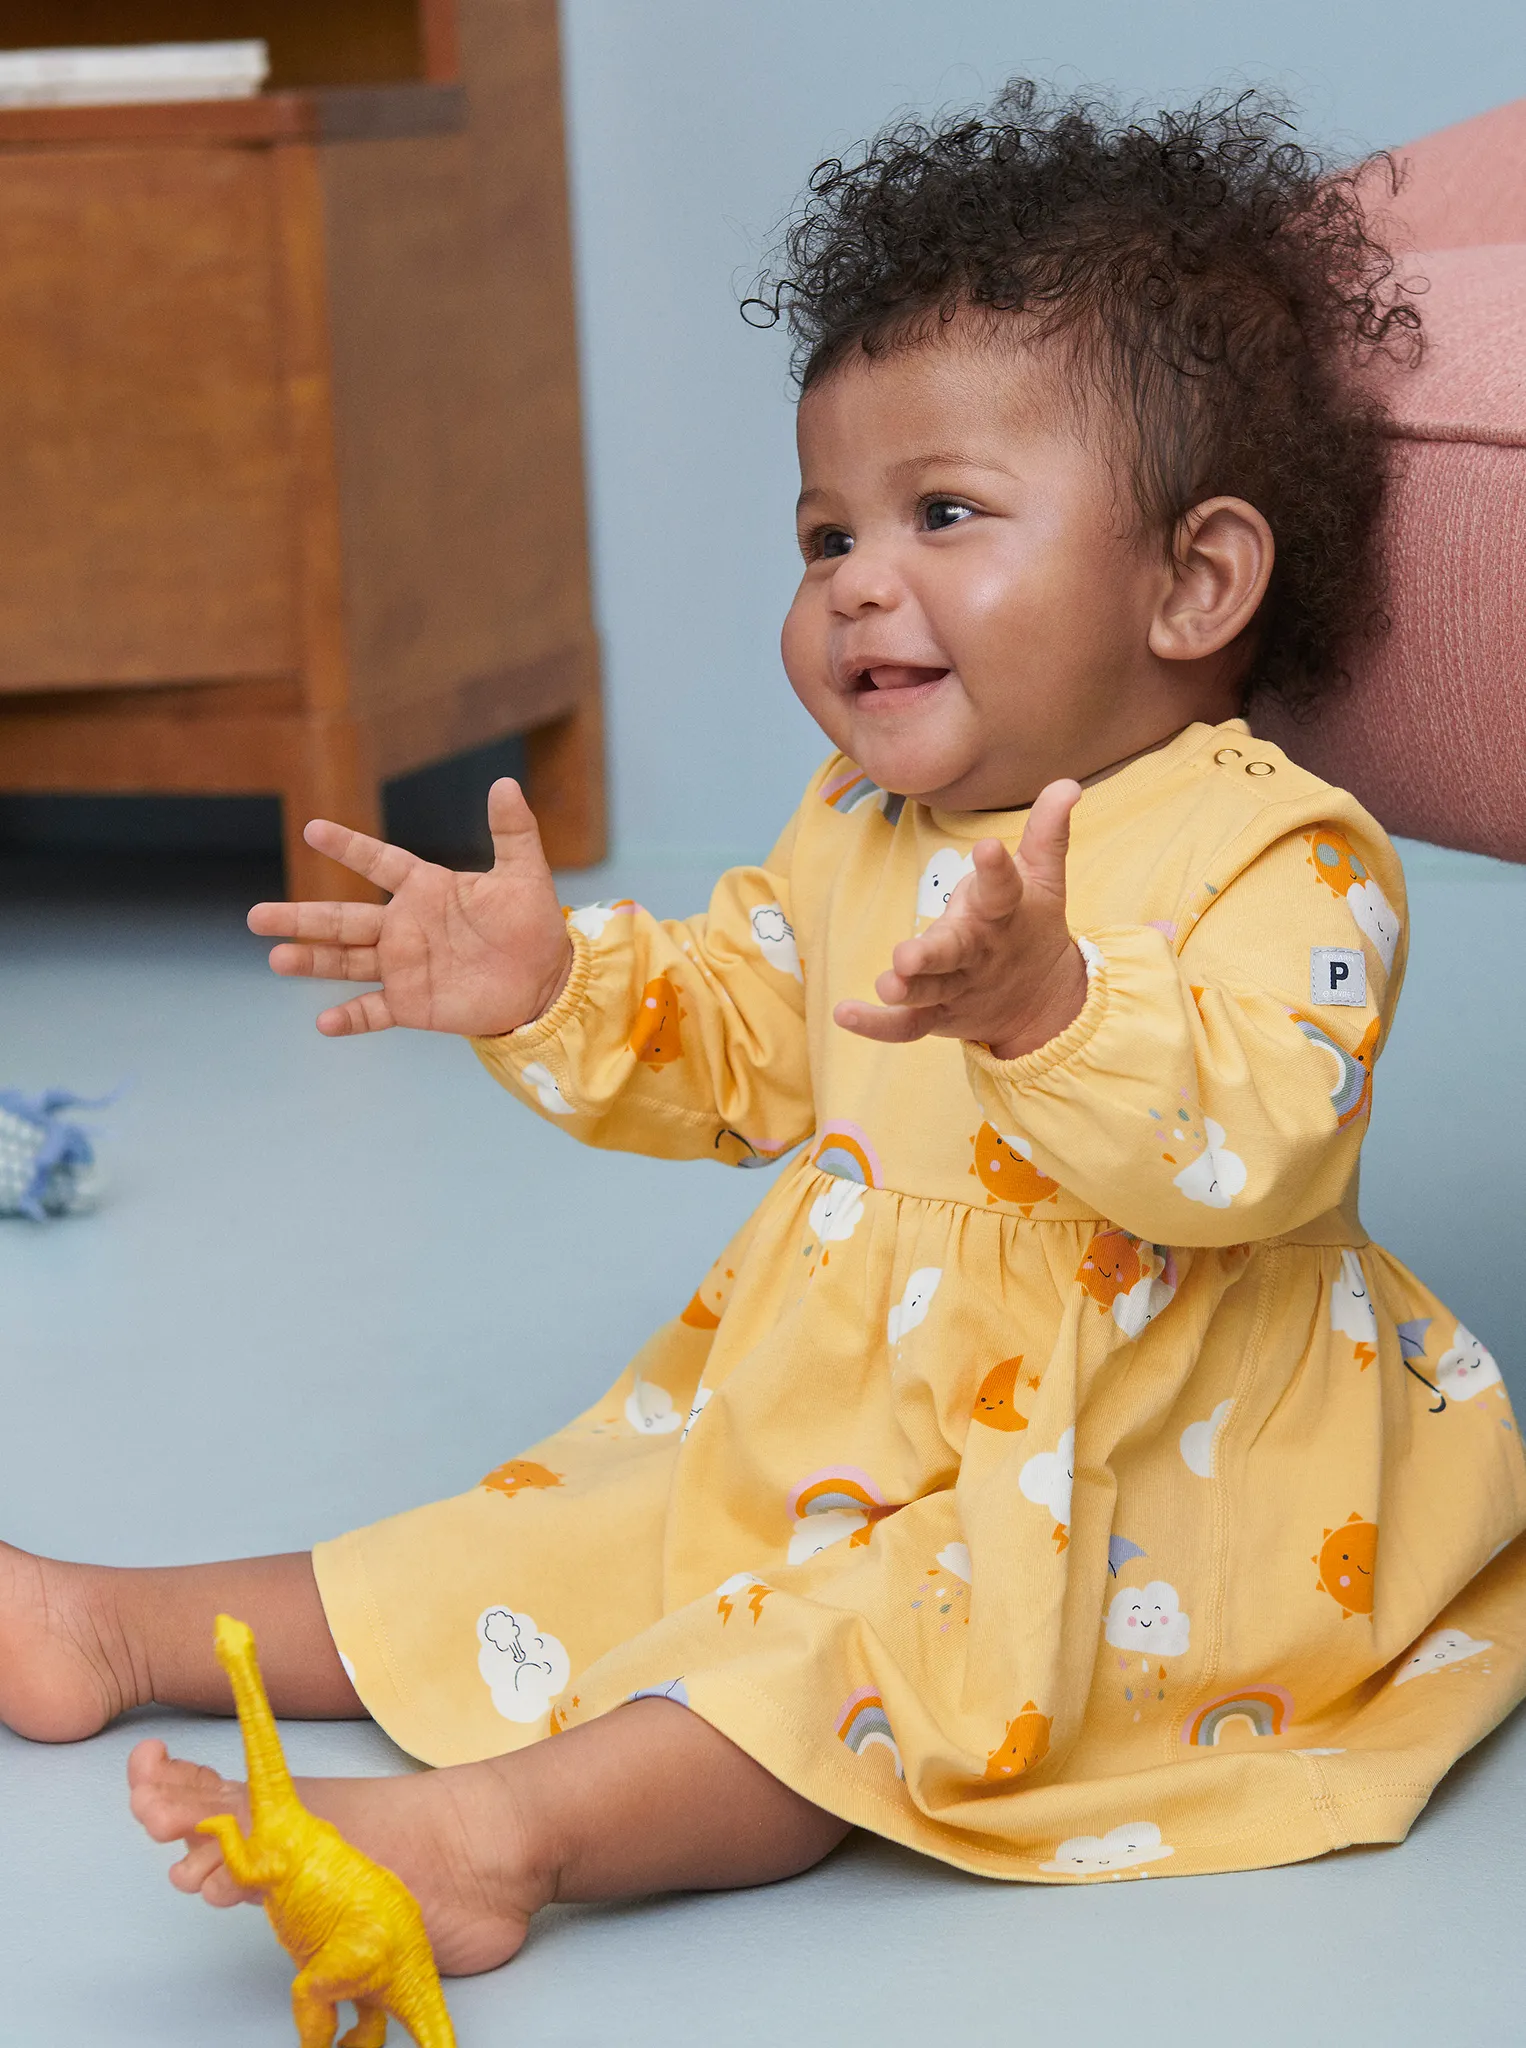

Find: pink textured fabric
[1360,97,1526,252]
[1378,243,1526,443]
[1253,239,1526,862]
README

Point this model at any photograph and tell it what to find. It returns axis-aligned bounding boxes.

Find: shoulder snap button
[1213,747,1242,764]
[1245,760,1275,776]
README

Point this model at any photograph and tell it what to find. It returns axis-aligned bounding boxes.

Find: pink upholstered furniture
[1253,99,1526,862]
[1369,97,1526,249]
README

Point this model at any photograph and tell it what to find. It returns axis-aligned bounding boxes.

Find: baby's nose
[828,541,905,616]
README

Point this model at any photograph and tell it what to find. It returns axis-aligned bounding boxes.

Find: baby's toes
[169,1836,256,1909]
[168,1833,229,1896]
[125,1734,169,1790]
[127,1738,243,1839]
[198,1859,260,1910]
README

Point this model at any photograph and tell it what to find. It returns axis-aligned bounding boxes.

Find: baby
[4,83,1524,1974]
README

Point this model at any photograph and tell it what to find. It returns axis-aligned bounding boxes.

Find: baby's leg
[0,1540,359,1740]
[131,1698,852,1975]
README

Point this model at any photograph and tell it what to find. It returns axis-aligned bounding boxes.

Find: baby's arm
[248,778,574,1041]
[962,821,1400,1245]
[471,827,813,1167]
[839,784,1401,1246]
[249,777,815,1168]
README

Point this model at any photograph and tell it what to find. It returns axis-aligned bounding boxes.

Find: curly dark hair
[745,81,1422,715]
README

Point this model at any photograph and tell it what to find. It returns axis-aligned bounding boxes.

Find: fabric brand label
[1311,946,1366,1007]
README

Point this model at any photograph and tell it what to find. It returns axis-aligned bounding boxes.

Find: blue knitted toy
[0,1090,105,1218]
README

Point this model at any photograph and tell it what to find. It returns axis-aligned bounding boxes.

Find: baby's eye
[806,526,852,560]
[922,497,975,532]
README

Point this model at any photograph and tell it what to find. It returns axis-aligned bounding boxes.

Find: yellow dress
[314,719,1526,1882]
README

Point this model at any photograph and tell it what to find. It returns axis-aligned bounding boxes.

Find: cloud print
[519,1061,576,1115]
[749,902,803,980]
[810,1178,867,1245]
[1330,1250,1377,1343]
[1041,1820,1174,1875]
[1179,1399,1231,1478]
[1019,1426,1075,1529]
[888,1267,941,1344]
[681,1385,712,1440]
[1348,876,1400,972]
[1104,1579,1191,1656]
[1435,1324,1502,1402]
[1172,1119,1247,1208]
[1113,1265,1177,1338]
[625,1374,682,1434]
[476,1607,570,1723]
[1392,1627,1493,1685]
[787,1506,867,1564]
[567,899,633,940]
[916,847,975,921]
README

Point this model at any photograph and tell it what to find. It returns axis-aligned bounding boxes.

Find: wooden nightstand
[0,0,604,897]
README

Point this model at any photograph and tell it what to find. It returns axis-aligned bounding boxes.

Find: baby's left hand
[834,779,1089,1061]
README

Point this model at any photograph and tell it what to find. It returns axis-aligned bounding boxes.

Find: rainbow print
[821,767,884,813]
[788,1467,894,1564]
[812,1121,882,1188]
[820,766,906,825]
[836,1686,903,1774]
[629,1678,690,1707]
[712,1126,793,1170]
[789,1467,887,1522]
[1290,1014,1374,1128]
[1182,1685,1294,1746]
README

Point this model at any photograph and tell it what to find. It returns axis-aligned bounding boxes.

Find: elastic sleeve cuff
[963,934,1110,1093]
[470,925,594,1065]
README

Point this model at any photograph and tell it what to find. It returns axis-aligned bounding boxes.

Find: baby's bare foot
[0,1541,144,1741]
[128,1738,547,1976]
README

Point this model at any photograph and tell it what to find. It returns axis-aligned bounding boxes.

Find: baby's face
[782,324,1233,809]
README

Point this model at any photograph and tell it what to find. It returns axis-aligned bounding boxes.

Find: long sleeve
[471,813,814,1167]
[964,820,1405,1246]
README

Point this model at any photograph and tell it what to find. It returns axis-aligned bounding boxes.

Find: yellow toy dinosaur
[196,1614,456,2048]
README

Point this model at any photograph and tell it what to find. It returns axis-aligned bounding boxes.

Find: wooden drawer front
[0,144,299,690]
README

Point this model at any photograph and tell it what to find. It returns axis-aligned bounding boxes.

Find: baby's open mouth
[853,664,951,694]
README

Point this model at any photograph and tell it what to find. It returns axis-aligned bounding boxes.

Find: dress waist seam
[797,1160,1366,1246]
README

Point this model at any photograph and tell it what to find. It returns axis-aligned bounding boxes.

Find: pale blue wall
[558,0,1523,865]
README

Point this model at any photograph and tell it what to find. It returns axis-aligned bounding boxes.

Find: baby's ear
[1150,497,1274,665]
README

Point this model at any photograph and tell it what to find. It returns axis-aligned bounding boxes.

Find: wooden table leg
[282,719,384,903]
[525,692,607,870]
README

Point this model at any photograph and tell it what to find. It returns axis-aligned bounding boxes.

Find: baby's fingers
[891,919,975,984]
[248,899,384,945]
[833,998,933,1044]
[302,818,419,896]
[1014,781,1082,898]
[964,837,1025,920]
[268,942,381,984]
[315,990,397,1038]
[876,917,978,1005]
[876,966,960,1009]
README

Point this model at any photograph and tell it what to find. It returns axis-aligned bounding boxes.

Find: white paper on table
[0,42,269,109]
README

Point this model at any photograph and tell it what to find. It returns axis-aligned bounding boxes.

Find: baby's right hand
[248,778,573,1039]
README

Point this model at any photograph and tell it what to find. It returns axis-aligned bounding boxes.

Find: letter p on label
[1311,947,1366,1007]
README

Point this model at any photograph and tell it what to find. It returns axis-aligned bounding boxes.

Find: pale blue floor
[2,840,1525,2045]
